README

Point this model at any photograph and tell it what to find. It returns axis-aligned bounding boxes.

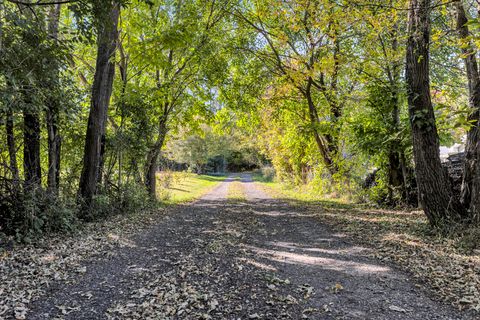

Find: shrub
[0,188,78,243]
[120,183,155,213]
[158,171,174,189]
[260,166,276,182]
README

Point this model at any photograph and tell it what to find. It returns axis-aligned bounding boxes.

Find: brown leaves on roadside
[0,209,165,319]
[315,207,480,312]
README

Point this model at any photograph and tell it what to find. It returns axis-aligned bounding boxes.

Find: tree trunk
[46,4,62,194]
[456,1,480,221]
[144,118,168,198]
[78,2,120,210]
[97,133,106,186]
[386,20,409,204]
[387,88,411,204]
[405,0,464,226]
[46,108,60,192]
[304,79,338,175]
[23,111,42,190]
[118,37,128,191]
[6,110,19,188]
[0,0,3,52]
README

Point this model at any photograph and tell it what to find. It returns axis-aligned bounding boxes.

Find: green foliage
[0,189,78,243]
[80,183,156,221]
[166,122,264,173]
[1,0,478,240]
[257,166,276,182]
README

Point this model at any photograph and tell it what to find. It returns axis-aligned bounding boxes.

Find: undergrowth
[0,182,158,244]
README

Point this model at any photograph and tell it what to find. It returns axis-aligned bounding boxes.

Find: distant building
[440,143,465,162]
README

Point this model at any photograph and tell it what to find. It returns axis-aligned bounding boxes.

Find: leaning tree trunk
[46,4,62,194]
[23,110,42,190]
[456,1,480,221]
[46,108,61,192]
[304,79,338,175]
[405,0,464,226]
[144,118,168,198]
[78,2,120,210]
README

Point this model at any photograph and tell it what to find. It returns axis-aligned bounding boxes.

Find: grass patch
[227,177,246,202]
[157,172,225,204]
[257,182,480,313]
[252,170,273,183]
[253,176,351,205]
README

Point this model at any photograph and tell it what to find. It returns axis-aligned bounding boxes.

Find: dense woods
[1,0,480,239]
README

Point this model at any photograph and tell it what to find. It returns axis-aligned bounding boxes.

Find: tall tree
[46,4,62,193]
[23,110,42,189]
[118,0,228,197]
[21,4,42,190]
[353,0,412,205]
[233,0,354,175]
[406,0,463,226]
[78,1,120,210]
[456,0,480,221]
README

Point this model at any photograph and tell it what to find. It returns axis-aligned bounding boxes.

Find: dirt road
[27,174,468,319]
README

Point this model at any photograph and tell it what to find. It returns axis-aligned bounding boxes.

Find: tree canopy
[1,0,480,239]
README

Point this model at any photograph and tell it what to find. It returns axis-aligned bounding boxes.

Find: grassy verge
[157,172,226,204]
[227,176,246,202]
[255,179,480,313]
[253,172,348,204]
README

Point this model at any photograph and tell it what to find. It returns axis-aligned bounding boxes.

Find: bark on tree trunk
[387,151,402,200]
[97,133,106,186]
[78,2,120,210]
[144,117,168,198]
[304,79,338,175]
[406,0,464,226]
[46,107,60,193]
[117,41,128,193]
[23,111,42,190]
[386,21,409,204]
[6,111,19,188]
[387,87,411,203]
[0,0,3,52]
[456,1,480,221]
[469,153,480,221]
[46,4,62,194]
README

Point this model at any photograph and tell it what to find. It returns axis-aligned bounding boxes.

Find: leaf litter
[0,208,165,319]
[293,199,480,313]
[104,205,317,320]
[4,178,476,319]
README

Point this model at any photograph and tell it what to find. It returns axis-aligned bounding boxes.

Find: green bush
[260,166,276,182]
[120,183,156,213]
[0,180,156,243]
[89,193,113,220]
[0,188,78,243]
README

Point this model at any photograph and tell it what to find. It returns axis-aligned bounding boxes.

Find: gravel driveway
[27,174,469,319]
